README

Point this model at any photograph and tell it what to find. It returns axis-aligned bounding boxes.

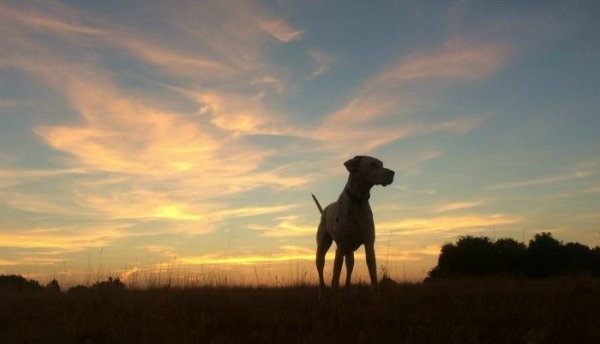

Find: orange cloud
[373,245,443,262]
[378,214,523,236]
[0,1,105,36]
[258,19,303,42]
[0,259,18,266]
[0,225,128,251]
[248,216,315,238]
[377,38,512,83]
[178,247,316,266]
[435,200,487,213]
[314,38,508,154]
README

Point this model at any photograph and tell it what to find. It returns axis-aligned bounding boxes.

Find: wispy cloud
[308,48,334,79]
[217,205,296,219]
[0,224,130,252]
[248,216,315,238]
[315,38,510,152]
[0,168,85,188]
[0,259,18,266]
[397,150,444,176]
[0,100,15,108]
[2,191,81,215]
[0,0,312,248]
[376,245,442,262]
[375,37,512,83]
[379,213,522,236]
[487,169,595,191]
[0,1,105,36]
[435,200,487,213]
[178,245,316,265]
[258,19,303,42]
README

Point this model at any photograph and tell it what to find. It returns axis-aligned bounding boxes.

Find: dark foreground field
[1,278,599,343]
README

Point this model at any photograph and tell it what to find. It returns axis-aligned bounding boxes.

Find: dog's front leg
[344,252,354,288]
[365,242,378,293]
[331,247,344,288]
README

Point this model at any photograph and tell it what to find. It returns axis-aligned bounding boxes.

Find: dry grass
[1,277,599,343]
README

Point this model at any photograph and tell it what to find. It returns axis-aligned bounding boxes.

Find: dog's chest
[329,197,374,248]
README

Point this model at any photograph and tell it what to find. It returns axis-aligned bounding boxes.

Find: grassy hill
[1,277,599,343]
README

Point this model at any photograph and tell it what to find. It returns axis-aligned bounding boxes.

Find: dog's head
[344,155,394,187]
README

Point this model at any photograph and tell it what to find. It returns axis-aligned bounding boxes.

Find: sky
[1,0,599,286]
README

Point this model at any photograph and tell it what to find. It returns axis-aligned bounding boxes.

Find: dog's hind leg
[316,220,332,298]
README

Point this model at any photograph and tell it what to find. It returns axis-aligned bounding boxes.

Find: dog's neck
[344,175,372,203]
[344,187,370,203]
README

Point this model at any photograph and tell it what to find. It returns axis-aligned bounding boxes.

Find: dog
[313,155,394,296]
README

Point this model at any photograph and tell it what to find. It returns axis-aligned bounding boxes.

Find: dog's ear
[344,156,362,173]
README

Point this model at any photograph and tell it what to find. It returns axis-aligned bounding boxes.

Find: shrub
[0,275,43,292]
[428,233,597,280]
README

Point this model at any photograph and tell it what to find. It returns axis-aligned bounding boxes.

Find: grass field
[1,277,599,343]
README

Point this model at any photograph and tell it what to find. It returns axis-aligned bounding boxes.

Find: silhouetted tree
[92,276,125,291]
[0,275,42,292]
[495,238,526,275]
[427,232,599,280]
[591,247,600,277]
[428,236,496,278]
[46,279,61,293]
[455,236,497,276]
[68,285,89,293]
[563,242,592,273]
[432,243,458,278]
[526,232,565,278]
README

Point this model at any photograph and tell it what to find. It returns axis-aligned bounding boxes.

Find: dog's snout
[382,168,394,186]
[385,168,394,179]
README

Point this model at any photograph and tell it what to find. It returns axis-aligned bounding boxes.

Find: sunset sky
[1,0,599,285]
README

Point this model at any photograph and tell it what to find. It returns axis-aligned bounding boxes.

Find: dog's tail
[311,194,323,215]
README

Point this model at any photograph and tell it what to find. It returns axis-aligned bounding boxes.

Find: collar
[344,187,370,203]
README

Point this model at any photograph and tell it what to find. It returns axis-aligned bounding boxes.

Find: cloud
[375,245,442,263]
[151,0,302,77]
[257,19,303,42]
[184,89,276,135]
[487,169,595,191]
[217,205,296,219]
[0,225,130,252]
[435,200,487,213]
[33,77,223,177]
[584,182,600,194]
[375,37,512,83]
[314,38,509,152]
[110,32,235,79]
[7,55,304,222]
[0,0,299,85]
[77,190,211,221]
[378,214,522,236]
[0,259,18,266]
[0,168,85,188]
[0,1,106,37]
[248,215,315,238]
[2,191,80,215]
[178,245,316,265]
[308,48,334,79]
[0,100,15,108]
[397,150,444,176]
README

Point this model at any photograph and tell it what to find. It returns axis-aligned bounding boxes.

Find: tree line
[427,232,600,280]
[0,274,124,293]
